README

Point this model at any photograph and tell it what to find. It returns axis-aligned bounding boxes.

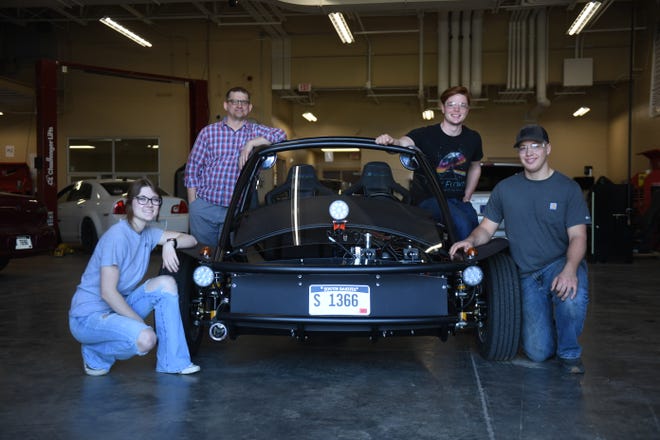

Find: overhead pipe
[436,10,483,100]
[536,8,550,107]
[461,11,471,91]
[514,11,523,89]
[450,11,460,87]
[437,11,449,98]
[505,7,549,108]
[528,10,536,90]
[366,39,373,91]
[506,10,515,90]
[418,12,425,111]
[519,10,528,90]
[512,11,519,89]
[470,10,483,98]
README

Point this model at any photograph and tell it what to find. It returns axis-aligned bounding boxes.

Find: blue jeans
[69,279,193,373]
[189,197,227,246]
[520,258,589,362]
[419,197,479,240]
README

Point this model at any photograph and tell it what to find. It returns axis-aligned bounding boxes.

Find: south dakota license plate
[309,284,371,316]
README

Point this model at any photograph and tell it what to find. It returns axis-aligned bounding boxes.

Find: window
[651,20,660,118]
[67,137,160,184]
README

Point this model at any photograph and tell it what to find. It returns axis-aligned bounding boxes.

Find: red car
[0,192,58,271]
[0,162,33,194]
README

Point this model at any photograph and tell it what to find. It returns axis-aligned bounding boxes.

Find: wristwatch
[166,238,178,249]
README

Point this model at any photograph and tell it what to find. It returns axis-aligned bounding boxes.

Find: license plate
[15,235,33,250]
[309,284,370,316]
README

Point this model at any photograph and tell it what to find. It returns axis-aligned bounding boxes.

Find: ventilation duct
[272,37,291,91]
[503,8,549,107]
[536,8,550,107]
[450,12,460,86]
[437,11,449,94]
[437,10,483,102]
[461,11,471,92]
[471,10,483,98]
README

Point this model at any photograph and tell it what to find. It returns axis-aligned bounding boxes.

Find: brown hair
[126,177,161,223]
[225,86,251,101]
[440,85,471,106]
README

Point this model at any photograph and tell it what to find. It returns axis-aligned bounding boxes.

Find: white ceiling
[0,0,583,26]
[0,1,620,113]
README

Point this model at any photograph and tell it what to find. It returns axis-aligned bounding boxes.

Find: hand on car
[239,137,271,170]
[449,240,473,260]
[375,134,395,145]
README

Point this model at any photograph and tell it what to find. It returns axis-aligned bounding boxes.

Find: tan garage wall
[1,1,658,195]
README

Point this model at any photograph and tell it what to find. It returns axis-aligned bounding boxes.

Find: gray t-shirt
[69,219,164,317]
[484,171,591,274]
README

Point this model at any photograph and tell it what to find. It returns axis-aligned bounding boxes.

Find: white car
[470,162,523,238]
[57,179,189,252]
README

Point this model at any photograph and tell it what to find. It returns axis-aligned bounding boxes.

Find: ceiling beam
[49,5,86,25]
[120,4,153,25]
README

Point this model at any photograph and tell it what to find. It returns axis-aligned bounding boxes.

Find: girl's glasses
[135,196,163,206]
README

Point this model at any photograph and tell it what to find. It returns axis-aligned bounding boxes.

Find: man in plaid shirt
[185,87,287,245]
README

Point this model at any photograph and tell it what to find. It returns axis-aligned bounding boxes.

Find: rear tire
[80,218,98,253]
[476,252,521,361]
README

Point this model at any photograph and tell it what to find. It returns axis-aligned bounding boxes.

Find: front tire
[476,252,521,361]
[169,253,204,355]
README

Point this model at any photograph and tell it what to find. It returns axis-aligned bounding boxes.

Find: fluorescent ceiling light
[422,109,435,120]
[321,148,360,152]
[100,16,153,47]
[302,112,318,122]
[328,12,354,44]
[69,145,96,149]
[567,1,602,36]
[573,106,591,117]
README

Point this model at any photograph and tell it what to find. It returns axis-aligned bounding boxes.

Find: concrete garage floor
[1,251,659,440]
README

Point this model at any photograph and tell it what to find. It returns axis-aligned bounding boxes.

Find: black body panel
[230,272,448,316]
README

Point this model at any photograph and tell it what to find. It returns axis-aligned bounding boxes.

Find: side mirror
[400,153,419,171]
[260,154,277,170]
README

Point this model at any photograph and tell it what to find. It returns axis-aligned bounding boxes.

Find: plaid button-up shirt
[185,118,286,206]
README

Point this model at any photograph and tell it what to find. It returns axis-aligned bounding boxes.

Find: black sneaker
[559,357,585,374]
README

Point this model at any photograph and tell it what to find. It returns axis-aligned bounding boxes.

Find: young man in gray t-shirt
[450,125,591,374]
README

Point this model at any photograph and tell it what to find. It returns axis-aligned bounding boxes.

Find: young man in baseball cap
[450,124,591,374]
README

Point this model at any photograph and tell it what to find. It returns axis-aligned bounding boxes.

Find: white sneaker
[84,362,109,376]
[178,363,201,375]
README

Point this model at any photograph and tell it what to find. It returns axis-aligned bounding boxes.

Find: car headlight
[193,265,215,287]
[462,265,483,286]
[329,199,349,221]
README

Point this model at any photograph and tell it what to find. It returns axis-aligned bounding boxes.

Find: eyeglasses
[517,143,546,153]
[227,99,250,106]
[444,101,469,110]
[135,195,163,206]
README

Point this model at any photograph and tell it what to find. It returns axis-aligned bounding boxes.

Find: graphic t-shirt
[407,124,483,199]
